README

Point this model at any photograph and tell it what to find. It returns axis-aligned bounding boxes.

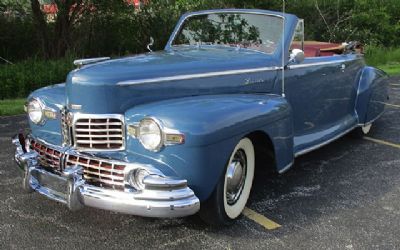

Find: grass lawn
[376,63,400,76]
[0,98,25,116]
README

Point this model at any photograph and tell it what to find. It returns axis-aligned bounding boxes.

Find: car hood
[66,47,278,113]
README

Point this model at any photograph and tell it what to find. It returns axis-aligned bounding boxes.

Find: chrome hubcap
[226,149,247,205]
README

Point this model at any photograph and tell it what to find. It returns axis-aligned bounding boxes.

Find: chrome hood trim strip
[117,66,282,86]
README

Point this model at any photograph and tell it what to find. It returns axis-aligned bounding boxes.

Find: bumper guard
[12,135,200,218]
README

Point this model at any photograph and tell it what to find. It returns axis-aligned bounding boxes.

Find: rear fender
[355,67,389,124]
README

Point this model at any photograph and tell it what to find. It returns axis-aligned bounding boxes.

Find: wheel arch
[355,66,389,125]
[246,130,277,173]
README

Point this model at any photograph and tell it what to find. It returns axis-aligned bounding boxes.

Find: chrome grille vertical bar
[89,118,92,148]
[107,118,110,148]
[111,162,115,188]
[98,160,102,185]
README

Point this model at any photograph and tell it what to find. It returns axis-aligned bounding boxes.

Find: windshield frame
[166,10,285,55]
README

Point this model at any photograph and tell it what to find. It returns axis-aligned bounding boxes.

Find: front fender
[355,67,389,124]
[27,83,66,145]
[124,94,294,200]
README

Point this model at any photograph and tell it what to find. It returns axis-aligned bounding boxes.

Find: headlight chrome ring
[128,117,185,152]
[138,118,164,152]
[27,98,45,125]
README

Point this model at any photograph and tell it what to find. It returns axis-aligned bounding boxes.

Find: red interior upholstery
[291,41,343,57]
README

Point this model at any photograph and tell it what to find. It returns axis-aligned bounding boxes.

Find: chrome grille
[29,138,126,190]
[65,154,126,190]
[30,139,63,172]
[73,115,125,150]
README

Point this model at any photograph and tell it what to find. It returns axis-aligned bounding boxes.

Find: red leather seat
[291,41,343,57]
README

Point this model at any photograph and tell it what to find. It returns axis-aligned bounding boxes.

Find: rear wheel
[200,137,255,226]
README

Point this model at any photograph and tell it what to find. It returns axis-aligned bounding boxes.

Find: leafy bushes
[1,45,398,101]
[0,15,40,61]
[1,0,400,61]
[0,56,74,99]
[1,0,400,101]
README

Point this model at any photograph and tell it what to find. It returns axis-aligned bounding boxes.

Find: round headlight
[27,98,44,124]
[138,118,163,151]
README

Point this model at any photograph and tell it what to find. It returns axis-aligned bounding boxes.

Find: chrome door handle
[341,64,346,72]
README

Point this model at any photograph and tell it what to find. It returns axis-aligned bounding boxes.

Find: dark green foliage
[1,0,400,100]
[0,56,74,99]
[2,0,400,60]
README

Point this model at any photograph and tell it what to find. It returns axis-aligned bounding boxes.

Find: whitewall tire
[223,138,255,219]
[199,137,255,225]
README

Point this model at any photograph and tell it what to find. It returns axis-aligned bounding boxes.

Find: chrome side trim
[117,59,358,86]
[278,161,294,174]
[294,126,356,157]
[288,59,347,69]
[117,66,282,86]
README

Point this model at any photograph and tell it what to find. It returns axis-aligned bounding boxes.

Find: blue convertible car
[13,9,388,225]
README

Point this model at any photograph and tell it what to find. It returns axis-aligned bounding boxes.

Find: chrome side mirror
[289,49,305,64]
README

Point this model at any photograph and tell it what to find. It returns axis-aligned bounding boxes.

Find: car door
[283,55,362,153]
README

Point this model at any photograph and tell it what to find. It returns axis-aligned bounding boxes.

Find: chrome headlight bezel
[138,118,164,152]
[27,98,45,125]
[127,117,185,152]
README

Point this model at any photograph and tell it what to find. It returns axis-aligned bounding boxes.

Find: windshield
[172,12,284,54]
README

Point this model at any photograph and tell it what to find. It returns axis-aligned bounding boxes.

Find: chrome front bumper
[12,135,200,218]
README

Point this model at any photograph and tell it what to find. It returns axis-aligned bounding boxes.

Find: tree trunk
[31,0,82,58]
[30,0,51,58]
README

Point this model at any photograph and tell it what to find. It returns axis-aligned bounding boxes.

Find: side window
[290,19,304,51]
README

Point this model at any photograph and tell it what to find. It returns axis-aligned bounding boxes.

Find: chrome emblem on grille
[66,112,74,127]
[61,108,72,146]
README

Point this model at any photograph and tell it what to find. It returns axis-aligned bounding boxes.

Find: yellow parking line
[364,136,400,149]
[376,101,400,108]
[384,102,400,108]
[243,207,281,230]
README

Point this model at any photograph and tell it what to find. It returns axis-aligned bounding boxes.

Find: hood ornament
[147,37,154,52]
[73,57,110,68]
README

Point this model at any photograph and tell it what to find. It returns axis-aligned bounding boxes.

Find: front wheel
[200,137,255,226]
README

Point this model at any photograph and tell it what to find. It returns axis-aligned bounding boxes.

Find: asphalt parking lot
[1,77,399,250]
